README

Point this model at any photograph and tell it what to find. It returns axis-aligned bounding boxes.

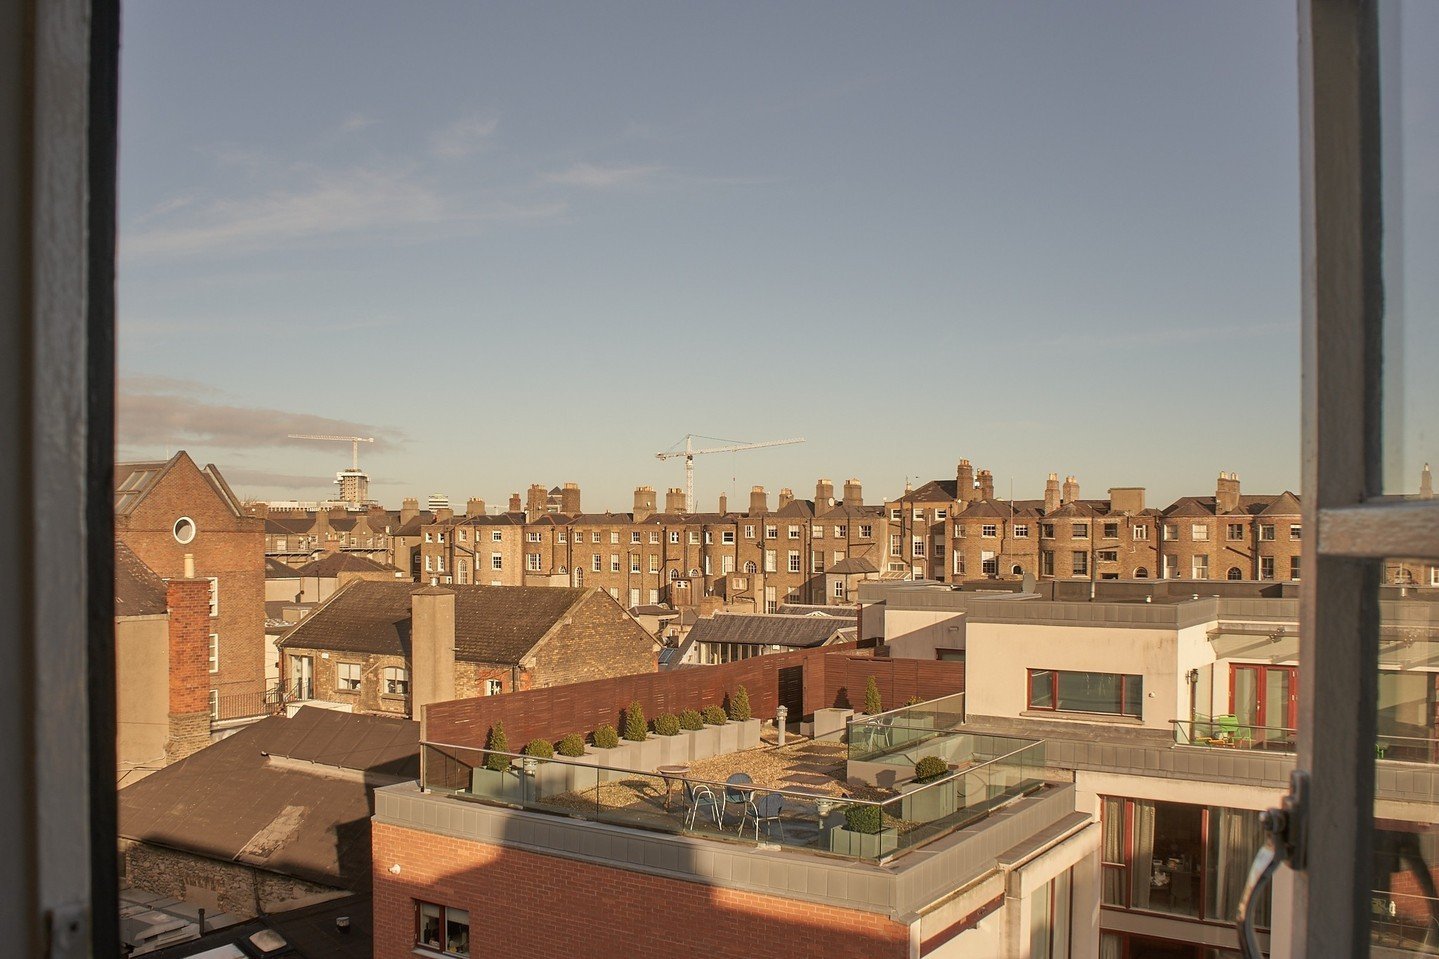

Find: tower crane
[656,434,805,513]
[287,434,375,469]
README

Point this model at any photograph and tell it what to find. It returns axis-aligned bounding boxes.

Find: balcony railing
[420,734,1051,864]
[846,691,967,763]
[1171,719,1439,764]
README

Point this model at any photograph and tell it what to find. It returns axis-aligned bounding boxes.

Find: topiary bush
[555,733,586,757]
[729,685,752,722]
[844,803,883,834]
[524,738,554,759]
[702,705,728,726]
[653,713,680,736]
[593,723,619,749]
[623,701,648,742]
[679,709,704,731]
[864,676,883,715]
[484,722,510,772]
[914,755,949,783]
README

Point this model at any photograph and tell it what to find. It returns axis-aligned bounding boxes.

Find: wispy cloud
[340,113,379,133]
[429,115,499,159]
[542,162,665,189]
[117,375,406,453]
[121,165,564,259]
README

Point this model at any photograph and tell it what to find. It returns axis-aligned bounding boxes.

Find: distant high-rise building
[336,467,370,507]
[427,492,450,513]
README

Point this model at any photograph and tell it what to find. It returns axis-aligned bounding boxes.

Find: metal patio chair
[740,792,786,843]
[682,780,721,830]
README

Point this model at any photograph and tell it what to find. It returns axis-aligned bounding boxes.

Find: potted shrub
[652,712,687,765]
[851,677,886,755]
[522,738,564,798]
[679,708,714,761]
[469,722,523,803]
[864,676,883,715]
[828,803,897,859]
[729,686,762,748]
[591,722,629,783]
[622,701,661,770]
[899,755,958,823]
[706,703,739,754]
[555,732,598,792]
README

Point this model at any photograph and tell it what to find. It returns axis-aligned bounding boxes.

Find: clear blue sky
[117,1,1326,510]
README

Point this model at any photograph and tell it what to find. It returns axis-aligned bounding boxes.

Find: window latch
[1237,769,1308,958]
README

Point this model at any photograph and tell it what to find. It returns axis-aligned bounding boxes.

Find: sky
[116,1,1327,511]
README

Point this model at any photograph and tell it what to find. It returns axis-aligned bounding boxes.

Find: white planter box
[589,745,625,783]
[737,718,761,749]
[898,776,958,823]
[655,734,688,766]
[813,707,854,739]
[716,721,740,755]
[527,757,569,799]
[561,752,600,794]
[686,726,720,761]
[469,767,524,805]
[618,737,661,772]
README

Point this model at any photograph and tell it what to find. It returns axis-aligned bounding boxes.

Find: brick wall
[119,839,342,920]
[371,821,908,959]
[117,454,266,719]
[524,590,655,688]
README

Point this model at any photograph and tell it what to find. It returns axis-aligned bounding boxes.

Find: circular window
[173,516,196,544]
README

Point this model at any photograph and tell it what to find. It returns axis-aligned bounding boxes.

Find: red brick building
[115,451,267,724]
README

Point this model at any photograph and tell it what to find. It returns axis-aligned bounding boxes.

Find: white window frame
[491,552,503,571]
[337,661,361,691]
[208,633,219,673]
[207,577,218,617]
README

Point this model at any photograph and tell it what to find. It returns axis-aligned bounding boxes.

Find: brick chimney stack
[956,460,976,503]
[1421,464,1432,500]
[165,569,212,763]
[978,469,995,502]
[749,486,769,515]
[814,479,835,515]
[465,498,486,517]
[526,484,548,520]
[410,586,457,715]
[843,478,863,506]
[560,483,582,515]
[1216,471,1242,513]
[508,492,522,514]
[778,488,794,510]
[665,487,687,514]
[718,493,728,514]
[1109,488,1146,514]
[1061,475,1080,505]
[435,507,454,522]
[401,497,420,524]
[633,486,656,521]
[1044,474,1061,514]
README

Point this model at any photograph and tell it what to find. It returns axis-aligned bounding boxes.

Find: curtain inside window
[1206,807,1269,926]
[1102,796,1127,905]
[1130,800,1156,910]
[1099,931,1123,959]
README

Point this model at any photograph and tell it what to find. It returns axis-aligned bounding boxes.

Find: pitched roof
[828,555,879,575]
[265,516,314,534]
[114,451,244,518]
[265,556,300,579]
[292,553,401,578]
[687,613,850,649]
[114,542,167,617]
[118,708,418,889]
[902,480,959,503]
[277,580,589,665]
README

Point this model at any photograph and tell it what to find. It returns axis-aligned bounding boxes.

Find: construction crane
[287,434,375,469]
[656,434,805,513]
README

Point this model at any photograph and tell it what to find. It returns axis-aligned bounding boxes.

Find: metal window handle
[1237,770,1308,959]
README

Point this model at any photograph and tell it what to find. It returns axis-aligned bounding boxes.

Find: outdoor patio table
[655,765,691,809]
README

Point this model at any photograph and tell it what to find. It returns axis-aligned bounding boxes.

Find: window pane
[1057,671,1121,714]
[1206,807,1270,926]
[1029,670,1053,709]
[418,903,441,948]
[445,907,470,956]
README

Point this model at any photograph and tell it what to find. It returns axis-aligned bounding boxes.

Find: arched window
[688,567,700,577]
[1227,567,1244,581]
[558,565,567,575]
[573,568,584,586]
[1134,567,1149,579]
[669,569,679,581]
[744,561,757,574]
[1012,565,1024,575]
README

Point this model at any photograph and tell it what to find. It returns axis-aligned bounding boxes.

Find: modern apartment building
[366,576,1439,958]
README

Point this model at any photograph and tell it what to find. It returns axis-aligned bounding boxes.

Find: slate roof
[114,451,243,518]
[115,542,168,617]
[276,580,589,665]
[687,613,850,649]
[266,556,300,578]
[828,555,879,575]
[118,707,418,889]
[1162,492,1303,518]
[292,553,401,578]
[900,480,959,503]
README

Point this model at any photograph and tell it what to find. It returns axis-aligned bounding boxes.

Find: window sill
[335,687,360,696]
[1021,710,1143,725]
